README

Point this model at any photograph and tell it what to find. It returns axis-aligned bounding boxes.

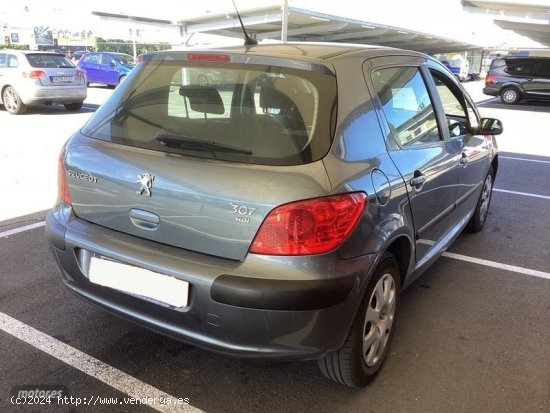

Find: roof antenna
[231,0,257,46]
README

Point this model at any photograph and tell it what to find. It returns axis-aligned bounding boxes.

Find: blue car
[78,52,135,87]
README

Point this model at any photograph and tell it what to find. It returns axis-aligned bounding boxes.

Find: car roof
[0,49,66,56]
[145,42,426,63]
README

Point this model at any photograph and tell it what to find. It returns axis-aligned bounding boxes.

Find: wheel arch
[500,82,524,95]
[382,235,414,289]
[491,154,499,177]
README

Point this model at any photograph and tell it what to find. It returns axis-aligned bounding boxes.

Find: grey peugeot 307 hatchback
[46,43,502,387]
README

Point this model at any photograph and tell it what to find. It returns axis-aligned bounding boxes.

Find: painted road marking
[494,188,550,201]
[0,312,204,413]
[0,222,45,238]
[500,156,550,165]
[443,252,550,281]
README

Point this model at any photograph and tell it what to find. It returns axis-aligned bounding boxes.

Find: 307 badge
[229,203,256,223]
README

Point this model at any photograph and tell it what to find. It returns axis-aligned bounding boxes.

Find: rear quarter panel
[322,54,415,262]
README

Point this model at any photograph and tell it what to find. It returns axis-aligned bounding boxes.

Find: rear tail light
[75,70,84,77]
[250,193,367,256]
[58,154,72,205]
[27,70,46,79]
[485,74,496,85]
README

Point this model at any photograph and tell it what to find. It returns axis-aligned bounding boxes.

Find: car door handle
[460,152,469,166]
[410,172,426,188]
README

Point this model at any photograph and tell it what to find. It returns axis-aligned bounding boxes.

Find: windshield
[81,59,337,166]
[26,53,74,68]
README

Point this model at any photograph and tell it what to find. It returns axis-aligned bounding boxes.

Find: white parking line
[500,156,550,165]
[443,252,550,281]
[0,221,45,238]
[494,188,550,201]
[0,312,204,413]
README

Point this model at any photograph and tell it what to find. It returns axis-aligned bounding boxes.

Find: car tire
[64,102,83,111]
[465,166,495,233]
[198,75,208,86]
[2,86,27,115]
[318,253,401,387]
[118,75,126,86]
[500,86,521,105]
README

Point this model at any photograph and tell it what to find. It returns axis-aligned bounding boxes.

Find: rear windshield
[25,53,74,68]
[81,60,337,166]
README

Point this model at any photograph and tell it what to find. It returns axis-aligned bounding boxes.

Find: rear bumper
[482,85,500,97]
[20,86,87,105]
[46,205,379,360]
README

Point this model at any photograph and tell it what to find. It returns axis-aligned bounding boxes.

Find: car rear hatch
[25,53,83,86]
[66,51,338,261]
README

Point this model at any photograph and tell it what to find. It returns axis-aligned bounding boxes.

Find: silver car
[46,44,502,387]
[0,50,87,114]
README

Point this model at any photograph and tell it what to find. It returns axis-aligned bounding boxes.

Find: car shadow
[478,99,550,113]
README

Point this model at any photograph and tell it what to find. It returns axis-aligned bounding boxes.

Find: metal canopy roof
[462,1,550,47]
[181,6,482,54]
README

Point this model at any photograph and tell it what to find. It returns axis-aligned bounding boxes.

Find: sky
[2,0,547,48]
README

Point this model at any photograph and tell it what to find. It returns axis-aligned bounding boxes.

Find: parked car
[448,57,470,82]
[46,44,501,387]
[0,50,86,114]
[78,52,135,87]
[483,56,550,104]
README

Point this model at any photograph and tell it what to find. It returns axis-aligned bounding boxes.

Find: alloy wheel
[4,88,19,113]
[363,273,397,367]
[479,174,493,223]
[502,89,518,103]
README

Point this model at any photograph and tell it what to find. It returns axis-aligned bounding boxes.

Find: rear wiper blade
[156,133,253,155]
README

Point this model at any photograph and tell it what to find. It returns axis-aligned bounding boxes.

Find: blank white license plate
[51,76,73,83]
[89,256,189,308]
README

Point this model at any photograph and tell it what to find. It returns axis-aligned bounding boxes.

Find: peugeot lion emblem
[137,173,155,197]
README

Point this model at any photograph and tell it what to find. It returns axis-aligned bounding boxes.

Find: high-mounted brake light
[27,70,46,79]
[58,154,72,205]
[250,193,367,256]
[187,53,231,63]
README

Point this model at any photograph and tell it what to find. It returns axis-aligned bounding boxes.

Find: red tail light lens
[28,70,46,79]
[75,70,84,77]
[485,74,496,85]
[58,154,72,205]
[250,193,367,256]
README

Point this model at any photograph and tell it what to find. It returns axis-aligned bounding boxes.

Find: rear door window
[531,60,550,77]
[82,53,98,64]
[81,59,337,166]
[7,55,18,68]
[99,54,113,66]
[372,66,441,147]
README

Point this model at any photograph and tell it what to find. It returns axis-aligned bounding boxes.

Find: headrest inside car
[179,86,225,114]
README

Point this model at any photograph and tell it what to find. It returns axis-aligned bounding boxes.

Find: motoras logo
[137,173,155,196]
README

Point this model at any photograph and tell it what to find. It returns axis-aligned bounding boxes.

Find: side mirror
[479,118,503,136]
